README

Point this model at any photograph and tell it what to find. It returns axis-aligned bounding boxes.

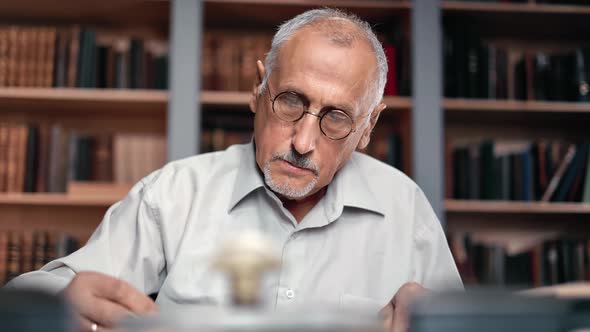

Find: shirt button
[285,289,295,299]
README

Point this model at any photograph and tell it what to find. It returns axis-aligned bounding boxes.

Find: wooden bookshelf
[446,199,590,215]
[444,99,590,114]
[443,1,590,15]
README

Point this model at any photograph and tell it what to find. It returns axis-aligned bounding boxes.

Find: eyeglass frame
[265,86,360,140]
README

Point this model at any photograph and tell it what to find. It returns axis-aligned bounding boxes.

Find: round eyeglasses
[268,90,356,140]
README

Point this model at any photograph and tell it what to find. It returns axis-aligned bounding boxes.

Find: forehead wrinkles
[274,26,376,114]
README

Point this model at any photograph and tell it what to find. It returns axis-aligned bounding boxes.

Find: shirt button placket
[285,288,295,299]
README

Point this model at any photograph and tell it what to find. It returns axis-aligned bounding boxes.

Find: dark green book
[23,125,38,193]
[480,140,495,200]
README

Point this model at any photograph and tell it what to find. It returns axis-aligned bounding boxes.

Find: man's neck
[280,187,327,223]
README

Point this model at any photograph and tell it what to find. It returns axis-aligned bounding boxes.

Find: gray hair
[259,8,388,113]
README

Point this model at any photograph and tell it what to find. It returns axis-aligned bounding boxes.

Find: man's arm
[381,187,463,332]
[5,171,166,330]
[410,187,464,291]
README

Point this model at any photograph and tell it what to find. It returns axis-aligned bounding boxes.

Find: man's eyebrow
[279,85,356,115]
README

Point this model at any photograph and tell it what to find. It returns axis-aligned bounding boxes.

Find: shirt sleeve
[410,188,464,291]
[4,171,166,295]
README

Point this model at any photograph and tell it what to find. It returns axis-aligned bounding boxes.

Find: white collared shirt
[7,143,462,312]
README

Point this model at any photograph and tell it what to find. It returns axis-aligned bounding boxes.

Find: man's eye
[282,94,302,106]
[326,111,349,122]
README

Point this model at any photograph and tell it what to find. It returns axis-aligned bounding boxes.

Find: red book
[383,43,397,96]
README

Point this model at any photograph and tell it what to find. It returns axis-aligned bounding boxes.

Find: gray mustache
[273,150,319,175]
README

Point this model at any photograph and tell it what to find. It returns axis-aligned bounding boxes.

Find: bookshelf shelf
[383,96,412,110]
[0,88,167,113]
[0,193,122,207]
[445,199,590,214]
[444,99,590,114]
[0,88,411,112]
[442,1,590,15]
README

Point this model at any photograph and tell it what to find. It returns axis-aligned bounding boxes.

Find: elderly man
[7,8,462,332]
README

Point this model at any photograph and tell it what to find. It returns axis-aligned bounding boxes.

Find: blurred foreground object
[523,282,590,299]
[0,288,75,332]
[410,288,590,332]
[212,230,281,306]
[117,230,383,332]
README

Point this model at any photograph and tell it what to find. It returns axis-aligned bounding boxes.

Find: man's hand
[380,282,428,332]
[61,272,158,332]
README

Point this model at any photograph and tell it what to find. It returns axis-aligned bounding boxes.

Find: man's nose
[291,112,320,155]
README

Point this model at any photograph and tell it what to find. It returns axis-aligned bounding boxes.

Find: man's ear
[249,60,266,114]
[357,102,386,150]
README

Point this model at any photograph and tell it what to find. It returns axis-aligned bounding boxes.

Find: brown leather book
[33,27,44,87]
[47,125,69,193]
[239,35,256,92]
[35,123,51,192]
[0,123,8,192]
[44,27,57,87]
[67,26,81,88]
[7,26,18,87]
[20,231,34,274]
[0,26,8,87]
[18,26,30,87]
[14,124,28,192]
[202,32,215,90]
[91,134,113,182]
[216,32,239,91]
[0,231,7,285]
[113,133,128,184]
[32,231,48,270]
[28,26,40,87]
[5,124,20,192]
[6,232,22,283]
[45,232,57,264]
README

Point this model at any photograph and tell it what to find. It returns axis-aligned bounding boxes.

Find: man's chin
[266,178,317,200]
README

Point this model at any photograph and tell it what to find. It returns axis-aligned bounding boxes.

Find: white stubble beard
[263,162,318,199]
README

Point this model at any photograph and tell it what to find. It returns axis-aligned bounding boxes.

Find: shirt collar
[326,153,385,217]
[228,142,266,212]
[228,143,385,217]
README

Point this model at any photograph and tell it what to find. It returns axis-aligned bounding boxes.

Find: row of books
[451,232,590,288]
[0,122,166,193]
[444,24,590,102]
[203,28,409,96]
[447,140,590,202]
[0,25,169,89]
[0,119,407,193]
[0,24,411,95]
[202,31,271,92]
[0,230,79,286]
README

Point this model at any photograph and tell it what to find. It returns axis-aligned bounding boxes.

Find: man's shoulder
[140,144,247,191]
[350,151,418,195]
[165,143,245,172]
